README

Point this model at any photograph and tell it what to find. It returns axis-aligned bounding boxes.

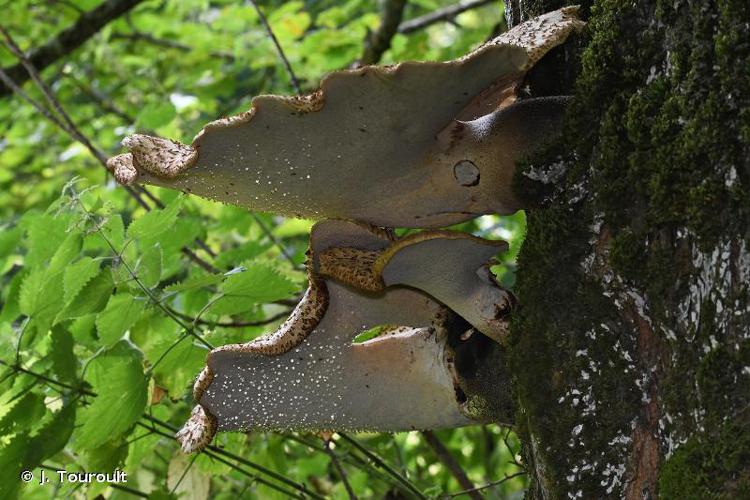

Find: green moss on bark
[509,0,750,497]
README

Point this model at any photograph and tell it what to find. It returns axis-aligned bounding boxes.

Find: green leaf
[137,101,177,130]
[19,269,64,333]
[63,257,100,303]
[58,269,113,320]
[0,225,22,260]
[27,402,76,466]
[49,326,77,383]
[138,243,163,288]
[23,213,68,268]
[127,196,183,240]
[167,453,210,500]
[215,261,297,314]
[76,341,149,450]
[148,336,206,398]
[0,432,29,499]
[0,392,46,435]
[48,232,81,274]
[96,294,146,347]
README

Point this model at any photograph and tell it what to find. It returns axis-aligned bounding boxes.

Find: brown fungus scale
[107,7,583,229]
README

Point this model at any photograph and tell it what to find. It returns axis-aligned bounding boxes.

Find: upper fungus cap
[107,7,584,228]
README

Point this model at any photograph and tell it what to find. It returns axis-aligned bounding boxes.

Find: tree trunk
[506,0,750,498]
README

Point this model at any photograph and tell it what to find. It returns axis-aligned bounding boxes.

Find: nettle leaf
[167,453,210,500]
[214,261,298,316]
[48,232,82,274]
[96,294,147,347]
[127,196,183,240]
[19,269,64,334]
[137,243,163,288]
[0,269,25,324]
[58,269,113,320]
[0,432,29,499]
[148,336,206,398]
[23,213,69,268]
[27,402,76,466]
[0,392,46,435]
[76,341,149,450]
[63,256,101,303]
[0,225,22,260]
[49,326,77,383]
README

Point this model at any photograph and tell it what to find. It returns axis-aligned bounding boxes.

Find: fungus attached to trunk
[177,221,515,452]
[107,7,583,228]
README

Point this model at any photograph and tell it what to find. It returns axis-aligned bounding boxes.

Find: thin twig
[251,213,298,268]
[167,307,291,328]
[339,433,426,499]
[421,431,481,500]
[398,0,495,34]
[443,471,526,498]
[247,0,301,93]
[360,0,407,65]
[142,415,325,499]
[324,438,358,500]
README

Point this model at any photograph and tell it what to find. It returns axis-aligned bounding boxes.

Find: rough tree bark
[506,0,749,498]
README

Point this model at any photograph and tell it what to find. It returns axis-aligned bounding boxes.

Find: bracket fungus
[107,7,583,228]
[106,7,586,452]
[177,221,513,452]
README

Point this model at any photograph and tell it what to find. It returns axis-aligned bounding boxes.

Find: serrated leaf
[0,432,29,499]
[76,341,149,450]
[58,270,113,320]
[216,261,297,309]
[0,226,21,260]
[138,243,163,288]
[96,294,146,347]
[63,257,100,303]
[19,269,64,334]
[127,197,183,240]
[147,336,206,398]
[0,392,45,435]
[49,326,76,383]
[168,453,210,500]
[0,270,25,324]
[23,213,68,268]
[48,232,81,274]
[26,402,76,466]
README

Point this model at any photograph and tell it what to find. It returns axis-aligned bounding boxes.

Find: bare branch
[360,0,407,65]
[421,430,482,500]
[444,471,526,498]
[398,0,496,34]
[324,438,358,500]
[247,0,301,93]
[0,0,144,96]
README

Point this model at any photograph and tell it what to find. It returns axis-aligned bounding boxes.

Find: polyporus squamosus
[177,221,514,453]
[108,7,583,228]
[106,7,585,451]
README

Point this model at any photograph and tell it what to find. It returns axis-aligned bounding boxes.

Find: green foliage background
[0,0,527,498]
